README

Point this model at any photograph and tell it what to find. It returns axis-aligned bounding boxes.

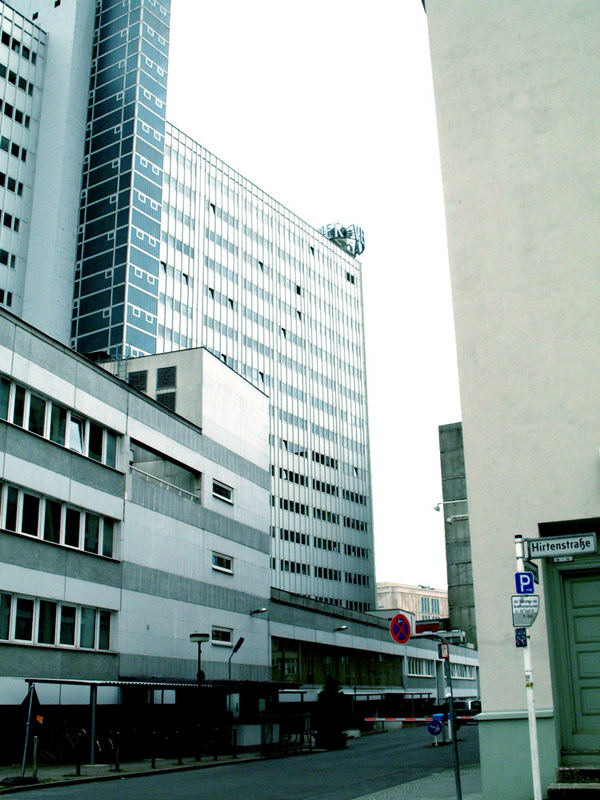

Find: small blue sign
[515,572,535,594]
[427,719,444,736]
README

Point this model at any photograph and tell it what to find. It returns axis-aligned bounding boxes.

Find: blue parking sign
[515,572,535,594]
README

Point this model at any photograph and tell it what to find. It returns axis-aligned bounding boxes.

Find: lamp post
[228,637,245,681]
[189,631,210,684]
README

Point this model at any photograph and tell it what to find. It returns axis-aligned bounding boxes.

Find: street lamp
[335,625,348,631]
[228,636,245,681]
[250,607,267,615]
[189,631,210,684]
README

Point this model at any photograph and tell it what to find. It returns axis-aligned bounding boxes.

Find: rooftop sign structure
[320,223,365,257]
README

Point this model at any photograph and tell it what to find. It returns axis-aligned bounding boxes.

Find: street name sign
[511,595,540,627]
[526,533,596,559]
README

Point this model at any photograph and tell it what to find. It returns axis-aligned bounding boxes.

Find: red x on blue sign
[390,613,411,644]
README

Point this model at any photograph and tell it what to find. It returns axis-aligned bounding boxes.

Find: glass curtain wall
[72,0,170,360]
[160,125,375,610]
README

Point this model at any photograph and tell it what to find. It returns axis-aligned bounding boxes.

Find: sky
[165,0,462,589]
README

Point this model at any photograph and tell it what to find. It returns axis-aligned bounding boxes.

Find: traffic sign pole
[515,535,542,800]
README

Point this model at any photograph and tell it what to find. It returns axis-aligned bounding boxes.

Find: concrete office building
[375,583,448,626]
[0,0,375,610]
[425,2,600,797]
[437,423,476,648]
[0,307,272,697]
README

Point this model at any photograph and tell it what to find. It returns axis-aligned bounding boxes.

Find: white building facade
[0,308,272,703]
[425,2,600,797]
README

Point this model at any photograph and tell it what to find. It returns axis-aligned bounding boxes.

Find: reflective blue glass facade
[72,0,170,360]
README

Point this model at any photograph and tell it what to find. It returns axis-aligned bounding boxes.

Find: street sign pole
[515,535,542,800]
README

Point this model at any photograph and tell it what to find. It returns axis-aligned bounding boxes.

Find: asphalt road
[5,726,480,800]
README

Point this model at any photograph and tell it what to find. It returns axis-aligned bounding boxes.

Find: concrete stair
[547,767,600,798]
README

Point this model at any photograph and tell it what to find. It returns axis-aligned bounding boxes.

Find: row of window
[276,496,368,531]
[0,135,27,161]
[344,516,368,532]
[0,169,23,196]
[2,211,19,231]
[278,559,310,575]
[272,528,369,559]
[344,572,370,586]
[0,482,115,558]
[314,536,340,553]
[0,97,31,127]
[0,593,111,651]
[0,248,15,268]
[344,544,369,559]
[0,288,12,307]
[128,365,176,392]
[276,470,364,505]
[277,439,366,482]
[420,596,441,614]
[0,30,38,63]
[450,663,476,679]
[314,597,371,612]
[407,657,435,677]
[315,566,342,581]
[0,376,118,467]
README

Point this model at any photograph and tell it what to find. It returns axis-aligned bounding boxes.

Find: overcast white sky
[166,0,462,589]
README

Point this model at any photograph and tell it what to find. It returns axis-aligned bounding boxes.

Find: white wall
[426,0,600,711]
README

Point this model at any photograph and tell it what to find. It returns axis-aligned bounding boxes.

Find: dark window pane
[13,386,25,427]
[80,607,95,648]
[102,519,114,557]
[88,422,103,462]
[65,508,80,547]
[38,600,57,644]
[128,370,147,391]
[50,403,67,445]
[156,392,175,411]
[5,486,18,530]
[44,499,62,543]
[21,493,39,536]
[105,432,117,467]
[15,598,34,640]
[28,393,45,435]
[0,377,9,419]
[0,593,11,638]
[59,605,76,645]
[98,610,110,650]
[84,513,99,553]
[156,366,176,389]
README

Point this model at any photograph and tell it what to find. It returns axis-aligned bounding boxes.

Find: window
[68,414,85,453]
[28,393,46,436]
[49,403,67,445]
[156,366,176,389]
[407,657,435,677]
[0,594,110,650]
[15,598,34,640]
[212,480,233,504]
[212,552,233,574]
[211,626,233,646]
[128,370,148,391]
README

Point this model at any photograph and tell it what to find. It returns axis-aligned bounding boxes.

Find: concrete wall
[16,0,95,343]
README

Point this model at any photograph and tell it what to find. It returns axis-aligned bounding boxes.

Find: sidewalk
[353,766,482,800]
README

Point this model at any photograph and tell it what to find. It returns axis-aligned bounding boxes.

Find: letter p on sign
[515,572,535,594]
